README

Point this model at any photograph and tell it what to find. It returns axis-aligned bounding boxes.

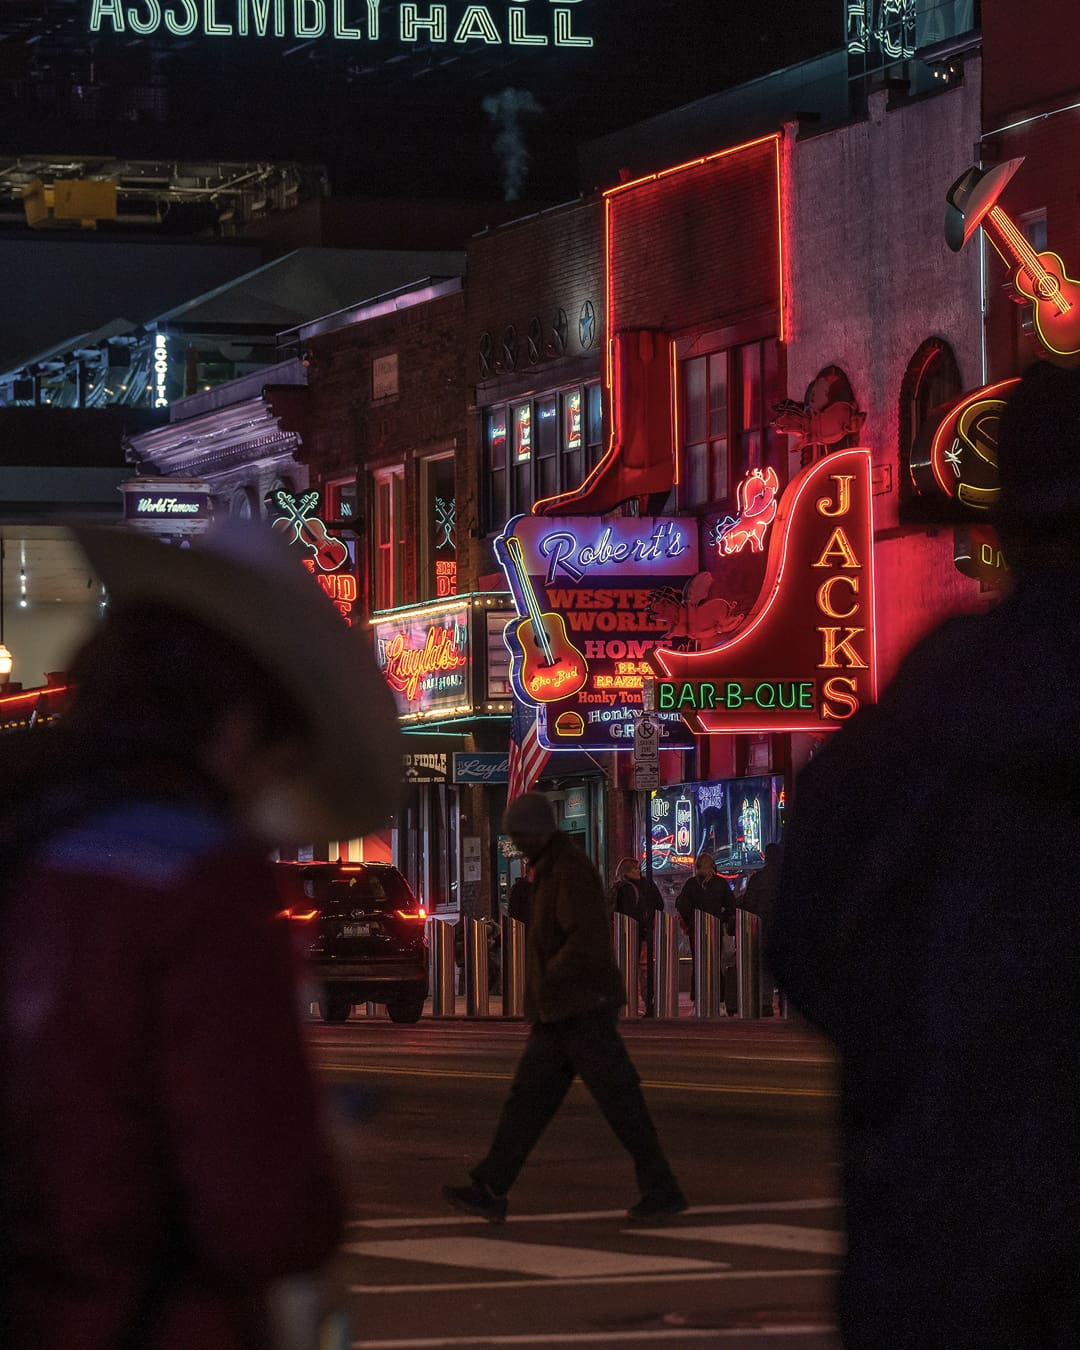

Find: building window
[231,486,257,519]
[1021,208,1048,253]
[325,476,358,528]
[898,338,962,511]
[420,454,457,600]
[372,466,406,609]
[677,339,778,512]
[372,353,399,402]
[483,380,603,530]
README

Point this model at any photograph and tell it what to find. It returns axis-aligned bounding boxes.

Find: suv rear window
[298,867,415,913]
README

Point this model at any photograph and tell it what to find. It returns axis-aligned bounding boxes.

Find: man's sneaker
[626,1187,689,1224]
[442,1180,508,1224]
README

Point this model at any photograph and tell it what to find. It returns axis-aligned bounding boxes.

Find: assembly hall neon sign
[88,1,594,46]
[654,448,877,735]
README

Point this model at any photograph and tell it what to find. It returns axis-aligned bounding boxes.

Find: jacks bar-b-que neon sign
[494,515,700,751]
[654,448,877,734]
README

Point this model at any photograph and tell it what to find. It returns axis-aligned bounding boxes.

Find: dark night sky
[0,1,844,200]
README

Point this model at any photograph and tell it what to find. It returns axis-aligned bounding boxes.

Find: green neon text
[658,680,816,713]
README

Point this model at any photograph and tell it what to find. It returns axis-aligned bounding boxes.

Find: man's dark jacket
[525,832,624,1023]
[768,571,1080,1348]
[675,875,734,933]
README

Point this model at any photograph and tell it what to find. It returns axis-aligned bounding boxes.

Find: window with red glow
[677,340,778,513]
[373,466,406,610]
[898,338,961,513]
[420,453,457,601]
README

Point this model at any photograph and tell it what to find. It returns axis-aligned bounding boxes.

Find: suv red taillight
[277,908,321,922]
[395,907,427,921]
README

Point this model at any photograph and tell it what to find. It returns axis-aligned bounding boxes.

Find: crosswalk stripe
[346,1197,839,1230]
[348,1266,836,1296]
[344,1236,718,1279]
[639,1224,844,1256]
[352,1325,838,1347]
[316,1062,837,1098]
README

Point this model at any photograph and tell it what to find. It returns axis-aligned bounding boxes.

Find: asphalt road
[308,1015,843,1350]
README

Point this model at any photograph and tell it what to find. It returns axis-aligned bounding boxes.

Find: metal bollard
[613,912,640,1017]
[501,915,526,1018]
[736,908,761,1019]
[693,911,724,1019]
[653,911,679,1019]
[464,917,491,1018]
[427,917,457,1018]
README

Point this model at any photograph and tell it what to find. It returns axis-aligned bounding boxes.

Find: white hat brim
[72,521,403,842]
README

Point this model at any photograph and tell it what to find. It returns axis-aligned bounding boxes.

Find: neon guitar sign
[946,157,1080,361]
[496,532,588,704]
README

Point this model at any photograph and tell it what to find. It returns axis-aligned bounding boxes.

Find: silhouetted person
[612,856,664,1016]
[769,362,1080,1349]
[675,851,734,1004]
[506,870,533,926]
[443,793,686,1224]
[0,520,400,1350]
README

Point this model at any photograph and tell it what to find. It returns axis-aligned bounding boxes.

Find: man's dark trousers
[471,1007,676,1197]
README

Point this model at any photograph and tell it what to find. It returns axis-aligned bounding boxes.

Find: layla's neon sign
[382,625,468,702]
[88,1,594,47]
[654,448,877,734]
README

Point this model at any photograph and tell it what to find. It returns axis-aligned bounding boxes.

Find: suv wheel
[386,998,425,1024]
[319,992,353,1023]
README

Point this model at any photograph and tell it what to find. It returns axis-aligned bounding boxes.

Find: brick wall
[609,137,781,333]
[300,288,470,605]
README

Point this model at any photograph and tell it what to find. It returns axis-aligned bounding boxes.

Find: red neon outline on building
[653,448,877,734]
[534,132,787,517]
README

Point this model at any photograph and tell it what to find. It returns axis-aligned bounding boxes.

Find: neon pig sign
[87,1,594,48]
[494,514,700,752]
[654,448,877,734]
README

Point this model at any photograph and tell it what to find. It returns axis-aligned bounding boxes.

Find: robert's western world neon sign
[88,1,594,47]
[494,515,700,751]
[654,449,877,734]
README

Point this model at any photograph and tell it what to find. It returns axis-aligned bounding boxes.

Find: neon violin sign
[655,448,877,734]
[271,490,349,572]
[87,1,594,48]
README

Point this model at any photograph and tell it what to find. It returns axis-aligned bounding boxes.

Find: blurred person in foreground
[768,361,1080,1349]
[443,792,686,1224]
[0,520,401,1350]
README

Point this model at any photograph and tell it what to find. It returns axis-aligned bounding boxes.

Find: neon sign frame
[654,448,878,735]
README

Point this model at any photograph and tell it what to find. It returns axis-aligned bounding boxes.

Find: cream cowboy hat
[72,517,402,841]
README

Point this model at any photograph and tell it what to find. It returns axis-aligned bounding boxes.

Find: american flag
[507,696,550,804]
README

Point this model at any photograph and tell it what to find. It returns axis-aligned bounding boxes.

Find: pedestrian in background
[443,793,686,1224]
[676,852,734,1006]
[506,869,533,926]
[0,519,400,1350]
[611,856,663,1016]
[768,361,1080,1349]
[740,841,783,1016]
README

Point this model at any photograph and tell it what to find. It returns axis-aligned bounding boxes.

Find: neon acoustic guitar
[272,490,349,572]
[984,205,1080,359]
[946,157,1080,360]
[502,535,589,703]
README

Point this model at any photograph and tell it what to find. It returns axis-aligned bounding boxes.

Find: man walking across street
[443,792,686,1225]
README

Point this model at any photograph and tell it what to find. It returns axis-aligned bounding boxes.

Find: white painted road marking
[352,1326,838,1348]
[348,1266,836,1296]
[640,1224,844,1256]
[346,1197,840,1230]
[345,1236,718,1279]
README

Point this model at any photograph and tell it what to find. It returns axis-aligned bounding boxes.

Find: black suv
[276,861,429,1023]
